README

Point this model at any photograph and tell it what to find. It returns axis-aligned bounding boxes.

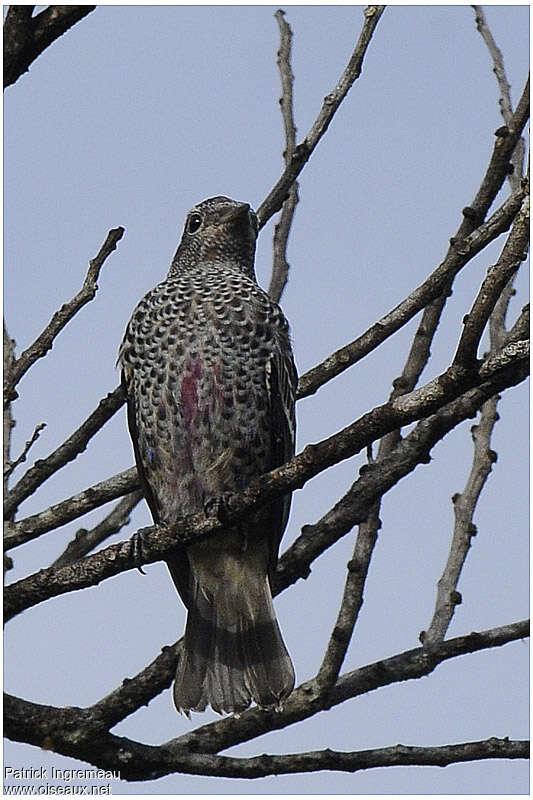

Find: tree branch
[51,490,143,569]
[4,385,125,520]
[4,620,528,779]
[472,5,526,190]
[423,194,529,649]
[5,339,528,623]
[165,737,528,779]
[268,10,299,303]
[276,349,529,596]
[3,422,46,481]
[5,468,139,551]
[6,227,124,400]
[4,5,97,89]
[454,192,529,368]
[316,504,380,690]
[170,619,529,757]
[297,186,526,398]
[257,6,385,227]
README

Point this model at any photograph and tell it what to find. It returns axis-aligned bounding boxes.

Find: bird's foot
[130,526,153,574]
[203,492,233,525]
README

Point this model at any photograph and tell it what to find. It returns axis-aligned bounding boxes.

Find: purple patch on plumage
[180,355,202,431]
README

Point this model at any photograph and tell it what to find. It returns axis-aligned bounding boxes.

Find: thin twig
[51,490,143,569]
[257,6,385,228]
[5,467,139,551]
[3,422,46,480]
[298,74,529,399]
[6,227,124,399]
[277,346,528,596]
[423,395,500,649]
[4,384,125,519]
[472,5,525,190]
[454,192,529,368]
[472,6,514,122]
[269,185,299,304]
[316,504,380,690]
[424,203,529,649]
[298,186,526,398]
[268,10,299,303]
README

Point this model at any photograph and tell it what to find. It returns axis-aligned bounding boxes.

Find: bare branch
[257,6,385,227]
[316,505,380,690]
[5,468,139,551]
[90,641,181,730]
[423,395,500,648]
[454,192,529,368]
[277,352,529,596]
[268,10,299,303]
[5,340,528,624]
[298,67,529,405]
[424,192,529,649]
[472,6,514,123]
[275,10,297,152]
[459,72,529,237]
[3,6,36,89]
[167,619,530,761]
[297,186,526,398]
[6,227,124,399]
[4,620,528,779]
[177,737,529,778]
[478,338,528,379]
[4,384,126,520]
[269,186,298,304]
[3,422,46,481]
[51,490,143,569]
[4,5,97,89]
[506,303,529,344]
[472,5,525,189]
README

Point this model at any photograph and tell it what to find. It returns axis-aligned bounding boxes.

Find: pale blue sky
[4,4,529,795]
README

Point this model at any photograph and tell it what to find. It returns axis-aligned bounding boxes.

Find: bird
[118,196,297,715]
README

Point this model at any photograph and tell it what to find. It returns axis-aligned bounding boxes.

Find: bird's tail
[173,565,295,715]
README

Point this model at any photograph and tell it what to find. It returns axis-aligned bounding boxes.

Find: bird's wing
[121,369,161,524]
[265,343,298,579]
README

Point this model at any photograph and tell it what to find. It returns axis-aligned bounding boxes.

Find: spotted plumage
[119,196,296,714]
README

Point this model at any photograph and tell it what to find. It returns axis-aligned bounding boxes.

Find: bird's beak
[218,203,251,224]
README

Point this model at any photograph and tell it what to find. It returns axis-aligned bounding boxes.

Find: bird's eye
[187,213,203,234]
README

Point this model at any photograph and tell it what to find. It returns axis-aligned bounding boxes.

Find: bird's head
[169,196,258,278]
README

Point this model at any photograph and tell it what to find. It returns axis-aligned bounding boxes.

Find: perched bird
[119,196,296,715]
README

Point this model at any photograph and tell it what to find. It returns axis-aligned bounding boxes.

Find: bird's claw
[203,492,233,524]
[130,528,148,574]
